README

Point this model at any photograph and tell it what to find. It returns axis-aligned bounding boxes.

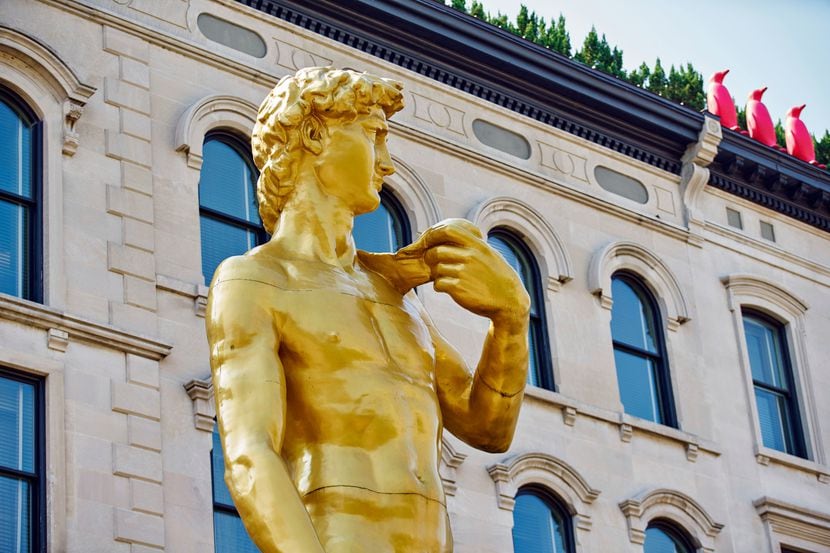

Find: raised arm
[206,270,325,553]
[405,220,531,452]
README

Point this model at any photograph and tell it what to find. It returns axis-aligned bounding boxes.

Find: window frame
[487,228,554,391]
[0,366,46,552]
[512,485,576,553]
[0,87,43,304]
[644,518,696,553]
[741,309,806,458]
[198,129,267,284]
[610,271,677,428]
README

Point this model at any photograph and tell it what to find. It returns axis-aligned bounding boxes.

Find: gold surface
[206,67,530,552]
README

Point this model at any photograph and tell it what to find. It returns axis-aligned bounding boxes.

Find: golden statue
[206,67,530,552]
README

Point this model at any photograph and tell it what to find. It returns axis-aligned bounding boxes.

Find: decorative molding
[755,497,830,548]
[0,25,96,155]
[0,294,171,360]
[754,446,830,483]
[487,452,600,532]
[721,274,809,318]
[561,406,576,427]
[439,434,467,496]
[387,155,442,234]
[588,240,691,330]
[411,92,466,136]
[538,141,589,182]
[685,443,699,463]
[184,378,215,432]
[274,38,332,71]
[469,196,574,286]
[680,114,721,236]
[175,94,259,169]
[155,275,208,316]
[47,328,69,352]
[619,488,724,552]
[619,423,633,443]
[238,0,698,176]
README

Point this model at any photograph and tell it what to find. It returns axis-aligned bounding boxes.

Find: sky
[474,0,829,135]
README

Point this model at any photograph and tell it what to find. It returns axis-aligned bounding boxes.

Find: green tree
[814,131,830,165]
[736,104,747,130]
[450,0,467,13]
[775,120,786,148]
[646,58,667,97]
[628,62,650,87]
[548,14,571,56]
[470,1,486,19]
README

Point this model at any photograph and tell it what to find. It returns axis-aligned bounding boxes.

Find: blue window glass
[0,370,42,552]
[743,312,805,457]
[512,488,574,553]
[644,522,693,553]
[610,274,675,426]
[353,190,410,253]
[199,132,266,284]
[488,230,552,390]
[0,90,39,302]
[211,426,259,552]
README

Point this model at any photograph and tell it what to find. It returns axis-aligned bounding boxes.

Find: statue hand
[411,219,531,324]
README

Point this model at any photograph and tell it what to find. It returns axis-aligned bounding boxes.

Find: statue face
[313,107,395,215]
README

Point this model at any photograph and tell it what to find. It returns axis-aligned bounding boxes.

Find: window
[512,487,574,553]
[0,89,41,302]
[0,369,44,552]
[353,189,410,253]
[643,520,694,553]
[760,220,776,242]
[610,273,676,426]
[211,426,258,552]
[199,131,266,284]
[726,207,743,229]
[742,311,805,457]
[488,230,552,389]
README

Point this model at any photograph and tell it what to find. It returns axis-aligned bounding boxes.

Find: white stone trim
[618,488,724,552]
[680,115,721,240]
[0,293,172,360]
[387,155,442,235]
[184,378,215,432]
[175,94,259,169]
[755,496,830,552]
[487,452,600,534]
[0,25,96,156]
[588,240,691,330]
[722,274,826,469]
[469,196,574,287]
[439,433,467,497]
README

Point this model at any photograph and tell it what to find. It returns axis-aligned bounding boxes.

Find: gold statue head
[252,67,404,234]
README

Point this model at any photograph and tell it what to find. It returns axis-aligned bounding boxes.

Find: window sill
[755,446,830,484]
[0,293,172,360]
[524,386,721,461]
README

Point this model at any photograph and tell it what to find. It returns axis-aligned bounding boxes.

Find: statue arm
[421,296,529,453]
[401,219,530,453]
[207,277,325,553]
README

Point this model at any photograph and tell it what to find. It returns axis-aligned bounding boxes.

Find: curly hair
[252,67,404,234]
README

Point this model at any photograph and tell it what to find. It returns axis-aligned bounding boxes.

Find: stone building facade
[0,0,828,551]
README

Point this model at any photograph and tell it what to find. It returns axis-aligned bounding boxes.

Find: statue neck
[267,177,358,270]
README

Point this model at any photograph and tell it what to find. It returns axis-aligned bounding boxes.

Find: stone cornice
[236,0,701,175]
[0,294,171,360]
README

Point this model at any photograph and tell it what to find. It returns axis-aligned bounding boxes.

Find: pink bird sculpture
[707,69,739,131]
[785,104,826,169]
[746,87,778,148]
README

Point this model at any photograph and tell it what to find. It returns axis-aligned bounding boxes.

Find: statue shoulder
[210,250,292,291]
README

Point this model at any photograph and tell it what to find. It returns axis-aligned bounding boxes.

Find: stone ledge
[525,386,721,459]
[755,446,830,484]
[0,293,171,360]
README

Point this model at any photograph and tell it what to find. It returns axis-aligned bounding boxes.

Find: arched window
[488,230,552,389]
[610,273,676,426]
[0,88,41,302]
[512,487,574,553]
[198,131,266,284]
[211,426,258,552]
[353,189,410,252]
[643,520,694,553]
[742,310,805,457]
